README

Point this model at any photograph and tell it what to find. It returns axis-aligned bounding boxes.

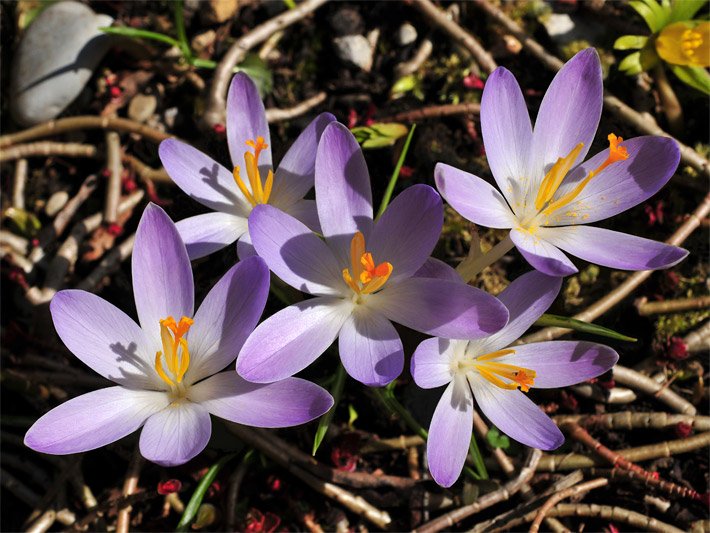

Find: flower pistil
[155,316,194,387]
[342,232,393,296]
[233,137,274,206]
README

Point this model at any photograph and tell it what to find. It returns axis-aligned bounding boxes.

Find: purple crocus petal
[133,205,194,346]
[369,185,443,284]
[469,373,564,450]
[411,337,460,389]
[510,228,578,277]
[50,290,156,389]
[427,376,473,488]
[249,204,345,295]
[159,139,249,215]
[530,49,602,181]
[370,278,509,339]
[237,297,353,383]
[338,309,404,387]
[315,122,373,261]
[190,372,334,427]
[413,258,461,282]
[187,257,270,383]
[480,67,533,209]
[283,199,322,234]
[472,271,562,354]
[236,231,257,259]
[139,402,211,467]
[271,112,336,206]
[434,163,515,229]
[545,136,681,226]
[507,341,618,388]
[25,387,168,454]
[227,73,271,169]
[538,225,688,271]
[175,212,247,260]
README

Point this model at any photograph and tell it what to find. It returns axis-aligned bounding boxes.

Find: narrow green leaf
[352,123,409,149]
[669,0,707,22]
[176,454,236,532]
[173,0,192,60]
[619,51,644,74]
[614,35,649,50]
[4,207,41,237]
[375,124,416,219]
[312,364,346,455]
[100,26,181,48]
[534,313,637,342]
[629,0,664,31]
[670,64,710,94]
[347,404,358,427]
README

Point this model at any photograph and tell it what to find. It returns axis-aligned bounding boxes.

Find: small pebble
[128,94,157,124]
[10,1,114,126]
[396,23,418,46]
[333,35,374,72]
[45,191,69,217]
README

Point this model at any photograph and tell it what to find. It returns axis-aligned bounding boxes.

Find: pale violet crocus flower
[435,48,687,277]
[411,271,619,487]
[159,72,335,259]
[24,204,333,466]
[236,122,509,387]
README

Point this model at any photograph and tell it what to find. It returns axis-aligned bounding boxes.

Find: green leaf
[669,0,707,22]
[534,313,637,342]
[312,365,346,455]
[485,427,510,450]
[100,26,181,48]
[629,0,670,31]
[391,74,419,94]
[614,35,649,50]
[347,404,358,427]
[351,123,409,149]
[4,207,41,237]
[376,124,416,218]
[619,51,644,74]
[235,54,274,97]
[176,454,236,532]
[670,64,710,94]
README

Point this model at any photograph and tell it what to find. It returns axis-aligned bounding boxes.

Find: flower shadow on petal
[108,341,156,387]
[280,232,353,294]
[198,162,244,213]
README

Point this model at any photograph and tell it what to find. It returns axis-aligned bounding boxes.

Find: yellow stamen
[154,316,194,386]
[534,143,584,210]
[541,133,629,217]
[461,348,537,393]
[232,136,274,206]
[341,231,393,296]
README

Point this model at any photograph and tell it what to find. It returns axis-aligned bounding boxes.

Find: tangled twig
[612,365,697,415]
[0,142,98,162]
[529,477,609,533]
[553,411,710,432]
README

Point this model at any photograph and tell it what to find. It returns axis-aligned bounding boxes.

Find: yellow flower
[656,21,710,67]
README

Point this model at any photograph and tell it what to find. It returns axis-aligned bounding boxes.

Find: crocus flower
[435,49,687,277]
[159,72,335,259]
[24,204,333,466]
[411,270,619,487]
[236,122,509,387]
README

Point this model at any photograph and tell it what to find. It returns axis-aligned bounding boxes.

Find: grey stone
[10,1,114,126]
[396,23,418,46]
[333,34,373,72]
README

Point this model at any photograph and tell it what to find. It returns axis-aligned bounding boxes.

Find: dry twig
[203,0,329,128]
[12,159,27,209]
[104,132,123,225]
[414,449,542,533]
[612,364,697,415]
[116,447,143,533]
[0,142,98,162]
[553,411,710,432]
[636,295,710,316]
[265,92,328,122]
[410,0,497,74]
[529,477,609,533]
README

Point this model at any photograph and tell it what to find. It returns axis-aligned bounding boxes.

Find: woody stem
[456,234,514,283]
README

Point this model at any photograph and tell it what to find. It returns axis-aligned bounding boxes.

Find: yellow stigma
[531,133,629,220]
[459,348,536,392]
[233,136,274,207]
[342,232,393,296]
[656,22,710,68]
[154,316,194,387]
